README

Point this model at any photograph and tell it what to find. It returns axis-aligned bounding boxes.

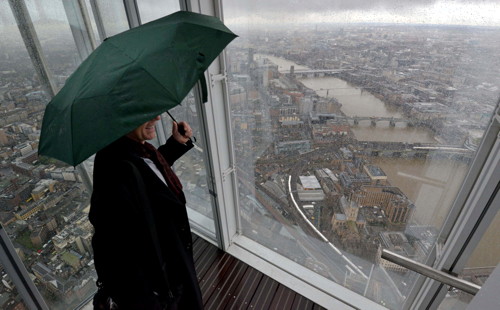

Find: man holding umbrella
[90,116,202,309]
[38,11,237,310]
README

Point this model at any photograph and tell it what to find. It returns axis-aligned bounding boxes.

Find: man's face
[127,116,160,143]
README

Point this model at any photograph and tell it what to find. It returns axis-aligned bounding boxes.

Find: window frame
[180,0,241,250]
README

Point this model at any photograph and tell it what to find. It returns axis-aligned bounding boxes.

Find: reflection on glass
[25,0,81,91]
[438,290,472,310]
[164,93,216,235]
[1,3,96,309]
[81,0,102,45]
[438,210,500,309]
[137,0,180,24]
[0,260,28,309]
[95,0,129,37]
[223,0,500,308]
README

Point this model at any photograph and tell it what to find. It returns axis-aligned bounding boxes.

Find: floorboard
[192,234,326,310]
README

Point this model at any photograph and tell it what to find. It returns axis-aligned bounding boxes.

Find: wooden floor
[192,234,326,310]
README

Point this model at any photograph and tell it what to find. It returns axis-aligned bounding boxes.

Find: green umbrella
[39,11,237,166]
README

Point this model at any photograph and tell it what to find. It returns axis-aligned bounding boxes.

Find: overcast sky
[0,0,499,27]
[222,0,500,26]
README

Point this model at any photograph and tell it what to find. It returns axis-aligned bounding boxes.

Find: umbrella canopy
[39,11,236,166]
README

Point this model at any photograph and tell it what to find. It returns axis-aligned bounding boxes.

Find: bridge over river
[281,68,347,77]
[354,141,475,161]
[345,116,414,127]
[314,114,428,127]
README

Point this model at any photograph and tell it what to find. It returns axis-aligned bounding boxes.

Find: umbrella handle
[165,111,196,142]
[178,124,186,136]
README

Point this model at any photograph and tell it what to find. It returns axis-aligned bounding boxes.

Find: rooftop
[299,176,321,190]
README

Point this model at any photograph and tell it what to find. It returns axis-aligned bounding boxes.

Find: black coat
[89,136,203,309]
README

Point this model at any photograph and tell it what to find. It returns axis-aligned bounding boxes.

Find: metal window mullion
[410,106,500,310]
[212,0,243,235]
[200,75,236,248]
[189,71,225,244]
[0,225,49,309]
[123,0,141,28]
[62,0,96,61]
[8,0,56,97]
[176,0,228,246]
[182,0,239,250]
[179,0,189,11]
[204,0,241,243]
[89,0,107,42]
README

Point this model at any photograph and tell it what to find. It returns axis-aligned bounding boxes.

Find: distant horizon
[227,21,500,30]
[225,18,500,30]
[3,17,498,30]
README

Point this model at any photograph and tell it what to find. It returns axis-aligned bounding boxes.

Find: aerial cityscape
[226,24,499,308]
[1,10,499,310]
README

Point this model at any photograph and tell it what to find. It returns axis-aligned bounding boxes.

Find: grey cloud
[223,0,495,15]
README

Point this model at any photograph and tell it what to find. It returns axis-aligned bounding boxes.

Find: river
[256,54,437,143]
[255,54,497,267]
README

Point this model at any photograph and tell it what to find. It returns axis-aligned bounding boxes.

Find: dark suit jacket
[89,136,203,309]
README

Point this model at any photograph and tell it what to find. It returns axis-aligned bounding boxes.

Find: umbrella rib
[113,41,181,101]
[140,67,180,103]
[114,40,182,102]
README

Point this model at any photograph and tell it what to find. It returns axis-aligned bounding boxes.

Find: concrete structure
[377,231,418,273]
[332,213,347,229]
[298,176,325,201]
[339,196,359,221]
[386,196,414,223]
[363,165,388,185]
[275,140,311,155]
[31,179,56,201]
[30,225,48,248]
[352,186,401,208]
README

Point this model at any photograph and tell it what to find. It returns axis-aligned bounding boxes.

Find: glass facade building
[0,1,498,309]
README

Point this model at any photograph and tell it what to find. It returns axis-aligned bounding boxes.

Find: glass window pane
[1,2,95,309]
[137,0,180,23]
[222,0,500,308]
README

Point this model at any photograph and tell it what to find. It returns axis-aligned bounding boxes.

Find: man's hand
[172,121,193,144]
